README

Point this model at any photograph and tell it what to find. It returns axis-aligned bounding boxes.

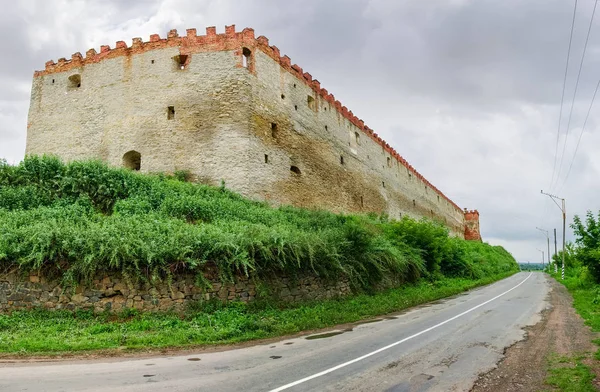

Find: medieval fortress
[27,25,481,240]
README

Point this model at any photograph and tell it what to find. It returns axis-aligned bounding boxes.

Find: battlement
[36,25,257,77]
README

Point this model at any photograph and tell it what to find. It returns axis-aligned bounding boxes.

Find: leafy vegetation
[0,272,515,355]
[544,210,600,390]
[0,156,518,291]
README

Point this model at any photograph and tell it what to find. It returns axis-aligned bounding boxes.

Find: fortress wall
[26,25,477,238]
[246,48,465,234]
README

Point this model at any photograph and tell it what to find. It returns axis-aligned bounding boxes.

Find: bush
[0,156,519,290]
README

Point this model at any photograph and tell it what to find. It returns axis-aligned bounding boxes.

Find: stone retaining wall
[0,270,351,313]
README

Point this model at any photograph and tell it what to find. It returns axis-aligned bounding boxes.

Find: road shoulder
[471,276,599,391]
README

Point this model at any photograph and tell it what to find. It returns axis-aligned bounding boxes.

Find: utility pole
[536,248,545,270]
[541,191,566,280]
[536,227,550,272]
[554,228,558,272]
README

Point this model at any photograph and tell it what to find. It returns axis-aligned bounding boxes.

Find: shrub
[0,156,518,290]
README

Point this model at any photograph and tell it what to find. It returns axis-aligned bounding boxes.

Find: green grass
[0,156,518,290]
[546,268,600,390]
[0,271,514,356]
[546,353,596,392]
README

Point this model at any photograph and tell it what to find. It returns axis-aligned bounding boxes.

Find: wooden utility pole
[541,191,566,280]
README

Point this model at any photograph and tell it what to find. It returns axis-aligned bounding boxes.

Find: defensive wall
[27,25,481,239]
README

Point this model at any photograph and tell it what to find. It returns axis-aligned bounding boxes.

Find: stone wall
[26,24,480,240]
[0,270,351,313]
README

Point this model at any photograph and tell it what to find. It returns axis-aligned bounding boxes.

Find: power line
[554,0,598,190]
[550,0,579,189]
[559,76,600,190]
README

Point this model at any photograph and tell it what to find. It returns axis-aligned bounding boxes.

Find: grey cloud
[2,0,600,262]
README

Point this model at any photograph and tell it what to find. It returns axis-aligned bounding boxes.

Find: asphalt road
[0,272,549,392]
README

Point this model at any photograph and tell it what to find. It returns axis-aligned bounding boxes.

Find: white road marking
[268,272,533,392]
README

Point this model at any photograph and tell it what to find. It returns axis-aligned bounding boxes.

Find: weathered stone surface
[0,268,352,314]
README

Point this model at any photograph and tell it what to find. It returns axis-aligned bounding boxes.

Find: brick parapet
[33,25,470,226]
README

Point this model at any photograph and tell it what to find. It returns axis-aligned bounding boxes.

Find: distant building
[26,25,481,240]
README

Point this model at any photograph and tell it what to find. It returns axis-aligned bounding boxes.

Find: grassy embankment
[544,211,600,391]
[0,156,518,355]
[546,268,598,392]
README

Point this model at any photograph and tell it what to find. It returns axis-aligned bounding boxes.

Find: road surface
[0,272,549,392]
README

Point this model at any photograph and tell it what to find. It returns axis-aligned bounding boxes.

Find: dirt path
[471,277,599,391]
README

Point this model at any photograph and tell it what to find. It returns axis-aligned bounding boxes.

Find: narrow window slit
[242,48,252,68]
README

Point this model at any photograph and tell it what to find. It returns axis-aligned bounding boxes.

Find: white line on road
[269,272,533,392]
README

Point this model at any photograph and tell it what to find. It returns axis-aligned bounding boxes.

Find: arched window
[68,74,81,89]
[290,166,301,175]
[123,151,141,171]
[242,47,252,68]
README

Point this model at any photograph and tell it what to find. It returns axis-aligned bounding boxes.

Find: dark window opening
[242,47,252,68]
[325,125,328,131]
[68,74,81,89]
[151,59,155,64]
[437,195,440,202]
[290,165,301,175]
[173,54,188,70]
[123,150,141,171]
[408,172,413,180]
[413,199,416,207]
[293,83,297,88]
[360,196,364,208]
[271,123,278,137]
[307,95,316,110]
[264,154,269,163]
[387,157,391,167]
[167,106,175,120]
[294,105,298,111]
[355,132,360,144]
[281,94,285,99]
[382,181,385,188]
[51,79,55,84]
[340,155,344,165]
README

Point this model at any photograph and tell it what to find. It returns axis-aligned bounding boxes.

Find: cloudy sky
[2,0,599,263]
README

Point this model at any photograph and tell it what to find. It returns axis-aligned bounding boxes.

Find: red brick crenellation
[34,25,467,220]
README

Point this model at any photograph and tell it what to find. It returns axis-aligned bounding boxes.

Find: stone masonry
[0,270,351,313]
[26,25,481,239]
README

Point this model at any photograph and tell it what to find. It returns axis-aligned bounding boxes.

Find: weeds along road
[0,272,548,392]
